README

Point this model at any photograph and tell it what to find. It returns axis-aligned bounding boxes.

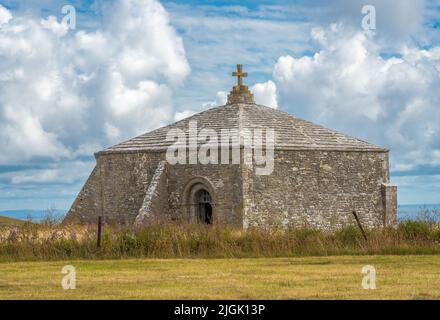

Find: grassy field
[1,255,440,299]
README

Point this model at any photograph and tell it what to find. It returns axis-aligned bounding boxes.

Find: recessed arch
[182,177,217,224]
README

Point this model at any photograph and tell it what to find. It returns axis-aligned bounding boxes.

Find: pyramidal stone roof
[100,103,385,154]
[99,65,386,155]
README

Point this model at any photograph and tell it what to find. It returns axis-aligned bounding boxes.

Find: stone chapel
[64,65,397,230]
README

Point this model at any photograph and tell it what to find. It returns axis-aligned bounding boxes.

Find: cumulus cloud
[273,23,440,171]
[215,91,228,105]
[0,158,96,210]
[314,0,425,39]
[12,169,63,184]
[0,0,189,165]
[0,5,12,26]
[252,80,278,108]
[174,110,196,121]
[40,15,69,37]
[174,91,228,121]
[0,159,94,185]
[165,2,311,111]
[174,80,278,121]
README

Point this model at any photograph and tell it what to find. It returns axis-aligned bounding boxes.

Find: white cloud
[7,160,94,185]
[102,0,190,85]
[0,0,189,164]
[273,23,440,171]
[0,5,12,26]
[12,169,61,184]
[216,91,228,105]
[40,16,68,37]
[174,110,196,121]
[302,0,427,47]
[175,90,228,122]
[0,108,70,163]
[252,80,278,109]
[165,3,311,111]
[201,91,227,108]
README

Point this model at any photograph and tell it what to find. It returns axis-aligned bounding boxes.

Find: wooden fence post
[352,210,368,241]
[97,216,103,248]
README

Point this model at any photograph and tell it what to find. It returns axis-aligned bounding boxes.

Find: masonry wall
[65,151,165,224]
[63,166,102,224]
[382,183,398,227]
[65,150,243,225]
[98,152,165,224]
[66,148,395,230]
[244,150,392,230]
[167,162,243,226]
[136,161,169,225]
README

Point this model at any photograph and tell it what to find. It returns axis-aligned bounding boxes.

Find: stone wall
[63,166,101,224]
[382,183,398,227]
[65,151,165,224]
[167,162,243,226]
[244,150,393,230]
[135,161,169,225]
[66,150,243,226]
[98,151,164,224]
[65,148,396,230]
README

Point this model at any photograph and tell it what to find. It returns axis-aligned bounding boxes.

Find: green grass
[1,255,440,299]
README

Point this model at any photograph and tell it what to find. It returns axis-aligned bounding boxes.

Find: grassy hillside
[1,255,440,299]
[0,215,28,226]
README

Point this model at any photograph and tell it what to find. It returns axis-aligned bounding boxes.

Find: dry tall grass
[1,217,440,261]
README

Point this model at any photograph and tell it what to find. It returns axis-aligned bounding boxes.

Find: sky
[0,0,439,211]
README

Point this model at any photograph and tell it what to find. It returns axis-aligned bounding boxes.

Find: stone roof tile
[99,103,386,154]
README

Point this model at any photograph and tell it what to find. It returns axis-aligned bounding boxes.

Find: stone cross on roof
[232,64,248,86]
[227,64,255,105]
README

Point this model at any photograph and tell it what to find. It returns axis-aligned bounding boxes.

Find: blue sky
[0,0,439,211]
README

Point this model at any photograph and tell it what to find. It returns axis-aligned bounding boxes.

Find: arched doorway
[182,177,216,224]
[196,189,212,224]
